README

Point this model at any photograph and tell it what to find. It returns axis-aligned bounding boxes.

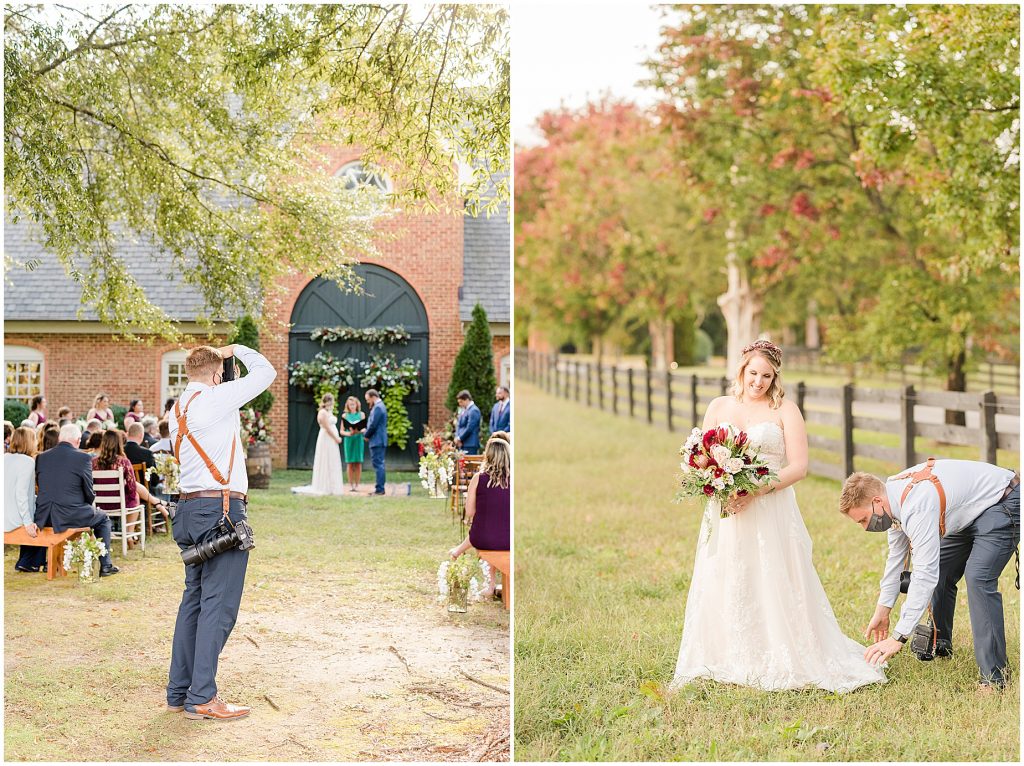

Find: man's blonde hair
[185,346,223,378]
[839,472,886,515]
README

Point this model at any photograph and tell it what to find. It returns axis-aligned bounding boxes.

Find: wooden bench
[477,550,510,611]
[4,526,91,580]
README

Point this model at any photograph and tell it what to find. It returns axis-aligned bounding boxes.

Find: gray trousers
[931,484,1020,685]
[166,497,249,706]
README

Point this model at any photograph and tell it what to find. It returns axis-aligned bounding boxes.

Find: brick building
[4,154,510,470]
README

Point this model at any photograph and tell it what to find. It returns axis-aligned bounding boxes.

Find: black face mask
[865,500,893,533]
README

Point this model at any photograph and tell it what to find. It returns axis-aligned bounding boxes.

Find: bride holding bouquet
[670,340,885,693]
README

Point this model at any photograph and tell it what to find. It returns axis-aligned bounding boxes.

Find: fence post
[586,363,593,407]
[691,375,699,429]
[574,361,581,402]
[841,383,855,477]
[612,366,619,415]
[980,391,998,464]
[719,377,729,396]
[597,362,604,410]
[900,385,916,468]
[628,368,635,419]
[554,357,561,398]
[665,370,674,432]
[645,364,654,424]
[796,381,806,416]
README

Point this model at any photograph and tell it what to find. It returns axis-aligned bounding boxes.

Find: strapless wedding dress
[292,414,346,496]
[670,421,886,693]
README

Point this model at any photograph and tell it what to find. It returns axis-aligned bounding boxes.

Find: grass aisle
[5,470,509,762]
[514,383,1018,761]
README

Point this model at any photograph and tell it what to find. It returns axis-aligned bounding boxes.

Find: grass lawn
[5,470,509,762]
[514,383,1019,762]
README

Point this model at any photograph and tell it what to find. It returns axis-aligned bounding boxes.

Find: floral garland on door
[310,325,411,347]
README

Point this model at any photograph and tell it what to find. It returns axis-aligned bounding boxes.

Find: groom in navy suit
[489,386,511,433]
[364,389,388,496]
[454,390,482,454]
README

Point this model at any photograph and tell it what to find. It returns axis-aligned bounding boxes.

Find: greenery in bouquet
[62,531,108,582]
[676,424,778,518]
[436,555,492,604]
[310,325,411,347]
[152,453,180,494]
[240,407,272,446]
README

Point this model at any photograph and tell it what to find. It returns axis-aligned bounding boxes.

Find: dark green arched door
[288,266,429,470]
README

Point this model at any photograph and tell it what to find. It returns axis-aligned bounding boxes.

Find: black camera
[222,356,236,381]
[910,621,937,661]
[899,569,912,594]
[181,515,255,566]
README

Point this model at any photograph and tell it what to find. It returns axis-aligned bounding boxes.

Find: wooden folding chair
[132,462,168,536]
[93,469,146,557]
[448,454,485,522]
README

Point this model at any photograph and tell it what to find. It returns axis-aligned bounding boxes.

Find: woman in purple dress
[449,436,510,596]
[27,395,47,427]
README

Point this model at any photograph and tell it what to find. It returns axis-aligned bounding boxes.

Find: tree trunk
[805,299,820,349]
[717,230,763,372]
[945,348,967,426]
[648,316,675,371]
[591,334,604,368]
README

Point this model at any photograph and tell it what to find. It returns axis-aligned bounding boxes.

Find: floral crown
[741,339,782,364]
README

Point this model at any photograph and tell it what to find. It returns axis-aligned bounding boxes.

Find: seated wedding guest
[162,397,176,418]
[489,386,511,434]
[84,430,103,455]
[79,418,102,449]
[34,424,118,577]
[5,426,47,572]
[20,419,35,428]
[87,393,114,424]
[92,430,169,546]
[27,395,47,427]
[57,406,73,421]
[142,416,159,447]
[490,430,510,445]
[124,399,145,428]
[39,425,60,453]
[151,420,172,453]
[124,422,159,493]
[449,436,511,597]
[4,421,13,452]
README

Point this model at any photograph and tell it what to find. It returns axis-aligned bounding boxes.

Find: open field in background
[514,383,1019,762]
[5,470,509,762]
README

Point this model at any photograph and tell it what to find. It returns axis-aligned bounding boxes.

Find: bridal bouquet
[677,424,777,522]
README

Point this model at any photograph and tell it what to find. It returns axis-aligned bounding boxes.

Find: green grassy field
[514,383,1019,762]
[5,470,509,762]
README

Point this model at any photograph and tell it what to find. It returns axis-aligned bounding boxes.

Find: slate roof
[4,218,214,321]
[460,192,511,325]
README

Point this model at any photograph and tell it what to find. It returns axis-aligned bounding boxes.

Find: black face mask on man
[864,498,893,533]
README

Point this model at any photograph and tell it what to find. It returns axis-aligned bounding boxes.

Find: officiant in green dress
[340,396,367,493]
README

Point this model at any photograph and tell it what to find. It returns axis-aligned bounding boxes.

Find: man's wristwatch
[892,632,909,644]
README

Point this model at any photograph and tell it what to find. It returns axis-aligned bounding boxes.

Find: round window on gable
[336,161,391,194]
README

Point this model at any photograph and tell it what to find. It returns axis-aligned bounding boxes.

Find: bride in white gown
[670,340,885,693]
[292,393,346,496]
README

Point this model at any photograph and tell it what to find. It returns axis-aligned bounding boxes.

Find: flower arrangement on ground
[677,423,778,533]
[436,556,492,612]
[239,407,271,447]
[417,427,457,498]
[62,531,108,582]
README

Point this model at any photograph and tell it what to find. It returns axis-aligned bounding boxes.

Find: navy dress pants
[370,445,386,494]
[931,484,1020,686]
[167,496,249,707]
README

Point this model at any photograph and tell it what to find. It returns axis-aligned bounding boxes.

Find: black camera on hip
[910,621,937,661]
[899,569,912,594]
[180,515,255,566]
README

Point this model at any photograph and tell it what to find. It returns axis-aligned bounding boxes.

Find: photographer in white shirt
[839,459,1019,691]
[166,344,276,720]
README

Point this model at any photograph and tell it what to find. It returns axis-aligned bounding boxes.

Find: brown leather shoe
[183,696,251,721]
[167,704,184,712]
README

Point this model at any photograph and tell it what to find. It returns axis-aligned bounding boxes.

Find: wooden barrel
[245,442,272,490]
